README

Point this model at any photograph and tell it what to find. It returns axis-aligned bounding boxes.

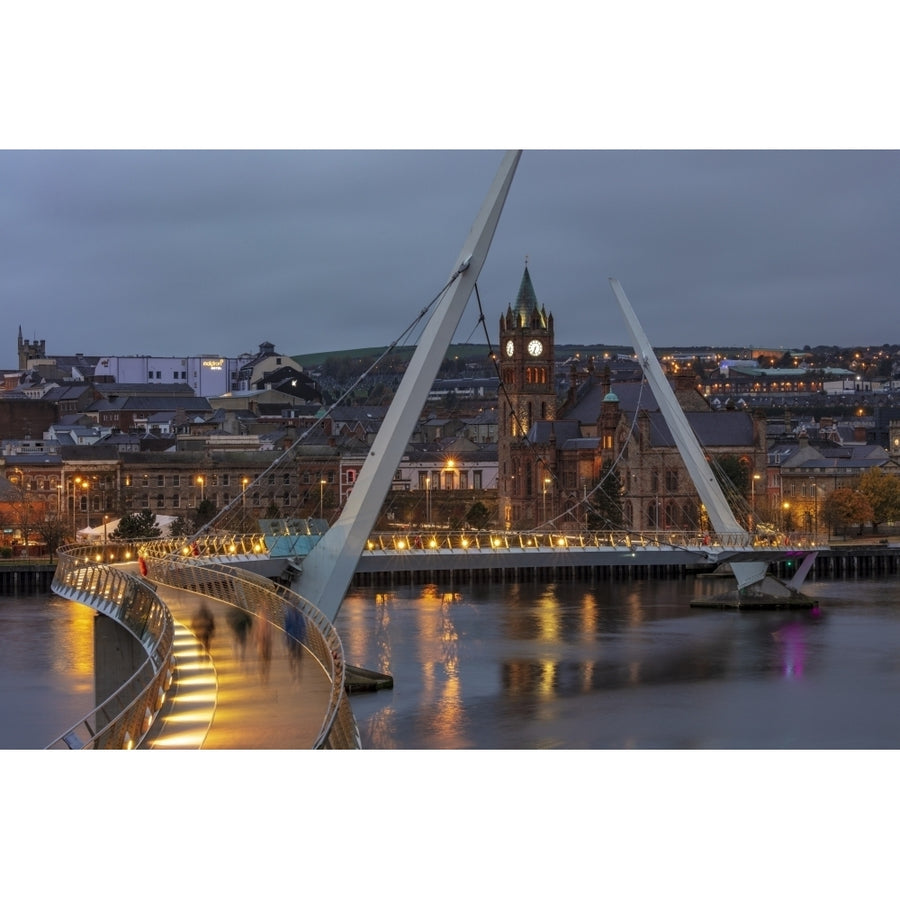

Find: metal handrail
[359,528,812,552]
[47,545,175,749]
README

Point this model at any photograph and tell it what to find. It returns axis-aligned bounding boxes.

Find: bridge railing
[361,529,797,552]
[138,539,360,749]
[47,544,175,749]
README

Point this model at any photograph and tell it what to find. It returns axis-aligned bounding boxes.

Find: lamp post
[751,473,761,529]
[242,477,249,526]
[197,475,205,502]
[811,479,818,544]
[103,514,109,556]
[82,479,90,532]
[543,477,551,527]
[320,479,326,520]
[425,476,431,526]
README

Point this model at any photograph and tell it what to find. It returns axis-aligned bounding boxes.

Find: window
[173,494,180,508]
[156,493,165,508]
[157,474,165,487]
[458,471,468,490]
[222,474,230,486]
[283,473,291,485]
[172,474,181,487]
[473,470,482,489]
[302,472,311,484]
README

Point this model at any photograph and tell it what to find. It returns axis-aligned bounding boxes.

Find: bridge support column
[94,614,144,747]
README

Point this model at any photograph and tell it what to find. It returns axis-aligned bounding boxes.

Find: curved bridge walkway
[50,541,360,750]
[141,583,335,749]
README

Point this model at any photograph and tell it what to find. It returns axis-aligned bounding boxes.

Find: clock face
[528,339,543,357]
[505,340,515,357]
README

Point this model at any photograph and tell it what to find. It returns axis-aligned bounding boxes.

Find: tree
[465,500,491,530]
[34,512,68,561]
[713,454,749,497]
[857,467,900,533]
[587,461,624,530]
[823,488,872,538]
[110,510,163,540]
[193,498,217,528]
[168,515,194,538]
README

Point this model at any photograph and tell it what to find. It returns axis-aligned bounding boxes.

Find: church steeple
[511,265,548,329]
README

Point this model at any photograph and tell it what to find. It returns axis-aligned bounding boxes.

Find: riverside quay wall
[3,543,898,595]
[349,543,900,586]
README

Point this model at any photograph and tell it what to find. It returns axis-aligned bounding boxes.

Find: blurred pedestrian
[227,606,253,661]
[256,615,272,682]
[191,601,215,654]
[284,605,307,675]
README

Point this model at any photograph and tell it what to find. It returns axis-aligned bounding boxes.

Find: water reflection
[0,594,96,749]
[341,576,896,749]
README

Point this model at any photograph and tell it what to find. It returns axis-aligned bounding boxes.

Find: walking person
[256,614,272,682]
[284,605,307,676]
[227,605,254,661]
[191,601,215,655]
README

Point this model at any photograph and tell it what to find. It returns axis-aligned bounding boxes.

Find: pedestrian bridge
[46,527,818,749]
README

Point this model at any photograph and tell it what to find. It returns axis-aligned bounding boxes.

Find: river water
[3,575,900,750]
[339,575,900,750]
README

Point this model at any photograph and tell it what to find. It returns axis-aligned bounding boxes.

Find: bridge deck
[144,585,333,749]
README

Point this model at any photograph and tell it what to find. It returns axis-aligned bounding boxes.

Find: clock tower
[498,265,556,528]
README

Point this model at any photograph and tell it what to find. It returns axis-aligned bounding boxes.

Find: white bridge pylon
[608,278,770,592]
[295,151,523,622]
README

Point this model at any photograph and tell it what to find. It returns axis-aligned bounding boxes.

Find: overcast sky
[4,148,899,367]
[4,6,899,369]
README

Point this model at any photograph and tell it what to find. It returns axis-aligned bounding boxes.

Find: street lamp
[751,473,761,529]
[197,475,205,502]
[320,479,326,519]
[242,477,249,525]
[82,479,90,532]
[543,477,551,526]
[425,476,431,526]
[811,479,818,543]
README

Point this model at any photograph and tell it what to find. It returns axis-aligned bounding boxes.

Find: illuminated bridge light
[429,538,438,549]
[397,539,406,550]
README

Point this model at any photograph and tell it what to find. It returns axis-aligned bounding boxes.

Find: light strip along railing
[363,529,811,553]
[138,539,360,750]
[47,543,175,750]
